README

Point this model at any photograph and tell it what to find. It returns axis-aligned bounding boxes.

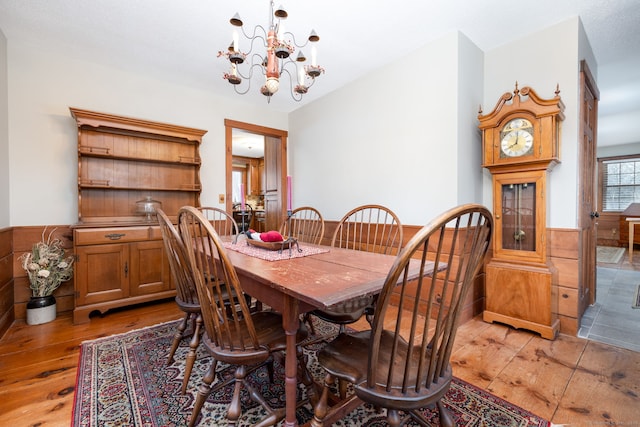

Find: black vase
[27,295,56,309]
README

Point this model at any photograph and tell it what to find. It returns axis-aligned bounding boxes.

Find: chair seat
[175,296,201,313]
[307,204,403,333]
[203,310,308,363]
[318,330,452,410]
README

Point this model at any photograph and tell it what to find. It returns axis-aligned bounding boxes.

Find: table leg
[630,221,635,263]
[282,295,299,427]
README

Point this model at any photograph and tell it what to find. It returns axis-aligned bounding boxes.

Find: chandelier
[217,1,324,102]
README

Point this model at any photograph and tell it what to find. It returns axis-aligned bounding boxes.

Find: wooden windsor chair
[178,206,313,427]
[232,203,253,233]
[310,204,493,427]
[157,208,203,395]
[198,206,240,237]
[198,206,254,310]
[280,206,325,245]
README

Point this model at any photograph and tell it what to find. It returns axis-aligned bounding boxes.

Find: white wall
[289,32,485,225]
[0,28,9,228]
[598,143,640,158]
[482,17,596,229]
[456,34,485,205]
[4,17,595,229]
[6,40,288,226]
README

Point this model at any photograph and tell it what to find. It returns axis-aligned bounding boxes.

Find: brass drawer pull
[105,233,126,240]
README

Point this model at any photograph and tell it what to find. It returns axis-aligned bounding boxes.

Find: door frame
[224,119,288,224]
[578,60,600,312]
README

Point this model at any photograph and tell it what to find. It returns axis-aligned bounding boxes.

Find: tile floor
[579,262,640,352]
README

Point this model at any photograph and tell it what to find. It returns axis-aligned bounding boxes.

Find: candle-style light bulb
[277,23,285,41]
[298,67,305,86]
[311,45,317,66]
[233,30,239,52]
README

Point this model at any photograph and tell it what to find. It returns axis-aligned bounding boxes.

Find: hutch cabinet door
[129,240,172,296]
[75,243,129,306]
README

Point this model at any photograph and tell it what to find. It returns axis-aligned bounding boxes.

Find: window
[602,158,640,211]
[232,169,247,204]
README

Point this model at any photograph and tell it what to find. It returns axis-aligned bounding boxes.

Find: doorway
[224,119,288,232]
[578,60,599,315]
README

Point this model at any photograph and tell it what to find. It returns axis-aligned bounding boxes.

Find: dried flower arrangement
[20,228,74,297]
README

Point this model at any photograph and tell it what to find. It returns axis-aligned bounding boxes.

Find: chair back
[178,206,260,352]
[157,208,198,306]
[280,206,325,245]
[363,204,492,404]
[232,203,253,232]
[331,204,403,255]
[198,206,239,236]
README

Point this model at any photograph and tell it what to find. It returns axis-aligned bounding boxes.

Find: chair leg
[310,373,335,427]
[227,365,247,425]
[297,346,319,407]
[181,314,203,394]
[386,409,403,427]
[188,359,218,427]
[338,378,348,400]
[303,312,317,335]
[408,402,451,427]
[244,379,284,427]
[437,401,455,427]
[167,312,189,365]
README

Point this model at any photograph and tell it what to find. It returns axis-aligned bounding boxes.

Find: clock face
[500,118,534,157]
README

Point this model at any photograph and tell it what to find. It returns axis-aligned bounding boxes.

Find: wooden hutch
[70,108,206,323]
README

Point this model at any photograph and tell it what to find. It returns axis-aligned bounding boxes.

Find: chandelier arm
[306,76,317,89]
[233,84,252,96]
[237,60,267,81]
[280,67,303,102]
[283,32,311,49]
[230,62,267,96]
[243,37,267,58]
[278,57,295,76]
[239,24,268,48]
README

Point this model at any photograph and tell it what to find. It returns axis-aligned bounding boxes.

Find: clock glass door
[501,182,536,251]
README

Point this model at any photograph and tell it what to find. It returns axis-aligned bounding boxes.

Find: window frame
[598,154,640,213]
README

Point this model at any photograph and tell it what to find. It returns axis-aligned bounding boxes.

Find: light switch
[218,194,225,203]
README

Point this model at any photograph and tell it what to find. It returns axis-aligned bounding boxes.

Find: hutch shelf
[70,108,207,323]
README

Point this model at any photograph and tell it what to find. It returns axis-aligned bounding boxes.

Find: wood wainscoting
[1,221,583,338]
[0,228,13,338]
[3,226,74,332]
[548,228,581,335]
[330,221,582,336]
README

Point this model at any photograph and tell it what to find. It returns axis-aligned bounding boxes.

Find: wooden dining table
[220,236,438,427]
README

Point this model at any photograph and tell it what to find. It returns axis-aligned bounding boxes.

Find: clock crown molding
[477,82,566,129]
[478,83,566,171]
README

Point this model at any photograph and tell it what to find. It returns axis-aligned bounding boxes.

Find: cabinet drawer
[75,227,154,245]
[148,226,163,240]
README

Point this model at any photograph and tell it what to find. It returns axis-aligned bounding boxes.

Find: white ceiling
[0,0,639,147]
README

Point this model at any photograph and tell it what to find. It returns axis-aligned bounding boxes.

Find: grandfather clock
[478,83,565,339]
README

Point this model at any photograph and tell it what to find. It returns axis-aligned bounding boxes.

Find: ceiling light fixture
[217,1,324,103]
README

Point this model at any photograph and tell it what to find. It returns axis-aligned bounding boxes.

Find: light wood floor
[0,299,638,426]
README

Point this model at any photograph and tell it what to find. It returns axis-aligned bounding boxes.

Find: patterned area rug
[72,319,550,426]
[597,246,625,264]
